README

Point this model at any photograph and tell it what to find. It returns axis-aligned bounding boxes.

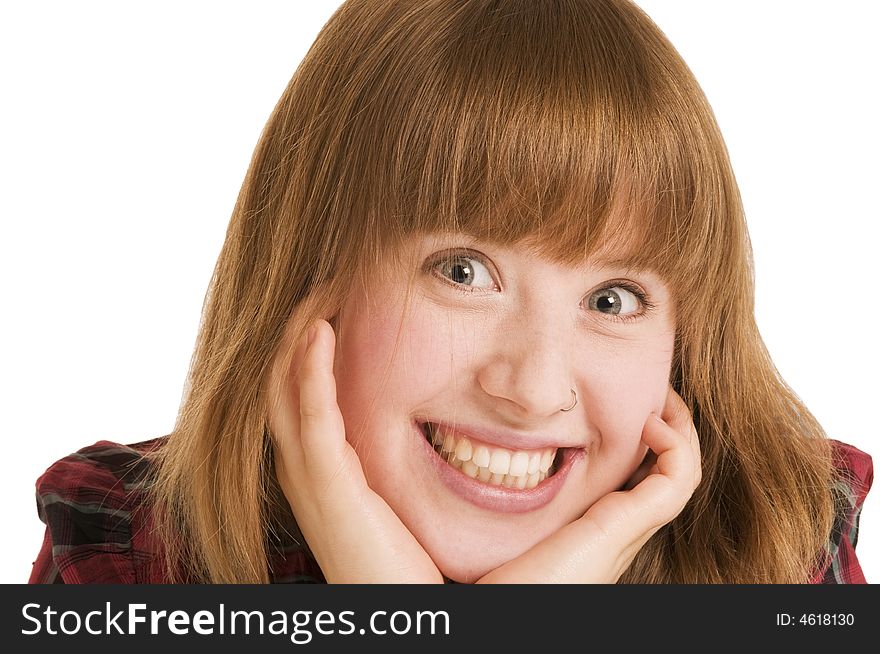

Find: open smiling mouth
[420,421,563,489]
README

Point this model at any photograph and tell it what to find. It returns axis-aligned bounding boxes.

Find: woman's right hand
[267,318,444,583]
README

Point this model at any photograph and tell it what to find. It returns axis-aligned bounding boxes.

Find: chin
[431,546,517,584]
[417,521,551,583]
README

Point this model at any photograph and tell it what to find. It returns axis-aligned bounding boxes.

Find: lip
[414,420,584,513]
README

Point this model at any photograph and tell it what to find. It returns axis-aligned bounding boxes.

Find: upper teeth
[428,423,557,489]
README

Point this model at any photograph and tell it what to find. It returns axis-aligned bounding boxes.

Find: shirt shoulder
[30,437,165,584]
[31,436,324,584]
[813,439,874,584]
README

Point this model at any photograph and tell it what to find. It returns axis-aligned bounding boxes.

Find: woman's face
[333,232,676,582]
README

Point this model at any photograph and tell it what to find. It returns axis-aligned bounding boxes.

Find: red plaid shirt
[29,437,872,584]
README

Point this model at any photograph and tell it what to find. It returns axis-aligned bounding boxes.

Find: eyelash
[425,250,656,324]
[425,249,499,294]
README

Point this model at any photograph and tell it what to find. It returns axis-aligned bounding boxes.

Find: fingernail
[650,412,665,425]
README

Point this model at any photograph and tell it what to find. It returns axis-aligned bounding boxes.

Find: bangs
[299,0,743,297]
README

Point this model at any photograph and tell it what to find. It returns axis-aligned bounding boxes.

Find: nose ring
[560,389,578,412]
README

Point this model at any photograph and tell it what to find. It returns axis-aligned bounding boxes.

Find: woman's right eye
[430,251,499,291]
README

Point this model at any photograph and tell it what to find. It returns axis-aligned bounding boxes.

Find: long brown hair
[150,0,835,583]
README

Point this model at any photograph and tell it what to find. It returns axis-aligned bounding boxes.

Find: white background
[1,1,876,583]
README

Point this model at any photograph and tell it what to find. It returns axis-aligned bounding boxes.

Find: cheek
[334,299,471,440]
[579,339,673,453]
[333,302,400,442]
[379,303,481,410]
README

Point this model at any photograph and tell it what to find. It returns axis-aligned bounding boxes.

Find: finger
[622,448,658,491]
[659,386,693,442]
[642,413,692,482]
[297,319,350,481]
[660,386,702,490]
[267,318,312,464]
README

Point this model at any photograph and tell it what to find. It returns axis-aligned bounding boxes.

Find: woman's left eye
[431,252,498,290]
[585,284,645,317]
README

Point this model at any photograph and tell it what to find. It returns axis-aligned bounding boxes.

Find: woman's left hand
[477,385,701,583]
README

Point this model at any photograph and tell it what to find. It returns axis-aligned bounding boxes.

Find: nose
[475,320,576,419]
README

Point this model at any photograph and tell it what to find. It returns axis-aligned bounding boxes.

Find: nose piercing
[560,389,578,412]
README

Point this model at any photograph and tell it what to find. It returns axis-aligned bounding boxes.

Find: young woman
[30,0,872,584]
